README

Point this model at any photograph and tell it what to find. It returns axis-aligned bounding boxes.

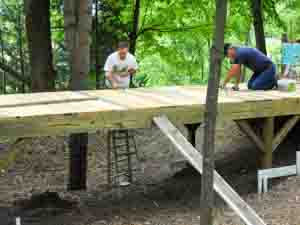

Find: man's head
[117,41,129,60]
[224,43,237,60]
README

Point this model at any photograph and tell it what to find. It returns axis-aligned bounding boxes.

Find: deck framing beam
[185,123,201,147]
[237,115,300,169]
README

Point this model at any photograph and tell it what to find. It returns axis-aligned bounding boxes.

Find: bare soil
[0,122,299,225]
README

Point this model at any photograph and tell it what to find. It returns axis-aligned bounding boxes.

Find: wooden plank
[177,86,244,103]
[0,104,204,139]
[127,89,180,105]
[0,100,126,118]
[226,90,278,101]
[153,116,266,225]
[236,120,265,152]
[87,89,171,109]
[273,116,300,152]
[261,117,274,168]
[150,86,207,102]
[0,91,98,108]
[260,90,297,99]
[133,87,201,105]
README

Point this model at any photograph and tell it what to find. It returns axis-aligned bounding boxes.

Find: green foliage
[0,0,299,90]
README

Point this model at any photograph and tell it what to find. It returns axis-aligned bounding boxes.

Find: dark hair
[118,41,129,49]
[224,43,232,55]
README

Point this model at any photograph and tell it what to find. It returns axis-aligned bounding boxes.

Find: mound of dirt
[15,191,76,210]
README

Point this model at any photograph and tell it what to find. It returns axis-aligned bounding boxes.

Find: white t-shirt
[104,52,138,88]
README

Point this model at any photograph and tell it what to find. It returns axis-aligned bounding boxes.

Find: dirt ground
[0,121,299,225]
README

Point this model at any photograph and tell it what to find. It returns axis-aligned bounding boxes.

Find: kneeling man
[221,44,277,90]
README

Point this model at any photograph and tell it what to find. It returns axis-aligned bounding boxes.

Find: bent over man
[103,41,139,186]
[221,43,277,90]
[104,41,138,89]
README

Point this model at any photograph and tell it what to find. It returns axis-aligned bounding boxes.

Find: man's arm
[104,56,117,89]
[119,55,138,78]
[222,64,241,88]
[282,65,290,78]
[128,68,137,75]
[118,68,136,77]
[235,69,242,88]
[128,56,138,76]
[106,71,117,89]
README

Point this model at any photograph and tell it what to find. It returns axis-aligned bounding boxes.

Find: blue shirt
[233,47,273,73]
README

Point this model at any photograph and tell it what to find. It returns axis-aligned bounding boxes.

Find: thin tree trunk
[129,0,140,54]
[241,29,251,82]
[94,0,101,89]
[200,0,228,224]
[64,0,92,190]
[0,28,6,94]
[129,0,141,88]
[251,0,267,54]
[0,60,29,85]
[17,8,26,93]
[281,33,288,74]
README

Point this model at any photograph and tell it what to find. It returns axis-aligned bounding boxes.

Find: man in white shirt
[104,42,139,187]
[104,41,138,89]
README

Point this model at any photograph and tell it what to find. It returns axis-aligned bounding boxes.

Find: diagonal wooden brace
[154,116,266,225]
[236,120,265,152]
[236,118,274,168]
[272,115,300,152]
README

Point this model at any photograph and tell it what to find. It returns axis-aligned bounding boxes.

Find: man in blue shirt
[221,43,277,90]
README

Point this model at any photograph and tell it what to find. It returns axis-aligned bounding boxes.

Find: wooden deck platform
[2,86,299,225]
[0,84,300,139]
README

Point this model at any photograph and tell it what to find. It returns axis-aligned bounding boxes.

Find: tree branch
[0,60,30,85]
[138,23,213,36]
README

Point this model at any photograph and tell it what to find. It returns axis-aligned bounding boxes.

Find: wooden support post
[68,133,88,190]
[261,117,274,169]
[107,131,112,186]
[185,124,200,147]
[184,124,201,171]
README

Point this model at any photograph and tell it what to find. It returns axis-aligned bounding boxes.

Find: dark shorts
[248,64,277,90]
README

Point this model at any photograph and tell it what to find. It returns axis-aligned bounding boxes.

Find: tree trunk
[17,8,26,93]
[281,33,288,74]
[200,0,228,224]
[251,0,267,54]
[0,61,28,86]
[64,0,92,190]
[0,29,6,94]
[24,0,56,92]
[128,0,141,88]
[129,0,140,55]
[241,29,251,82]
[94,0,101,89]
